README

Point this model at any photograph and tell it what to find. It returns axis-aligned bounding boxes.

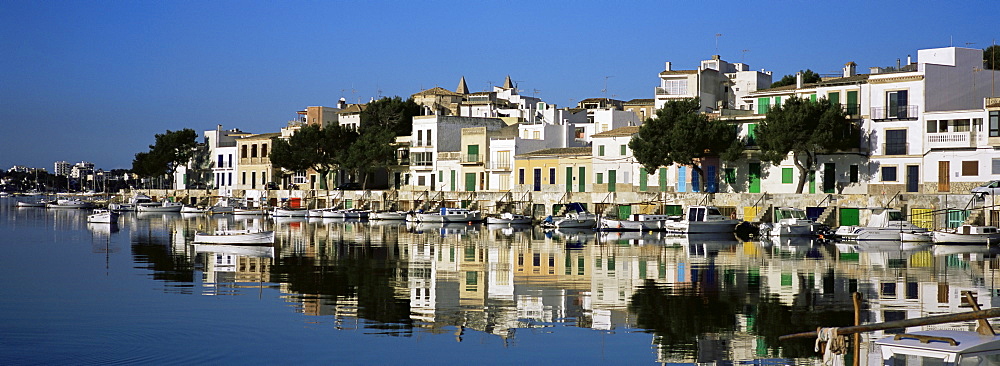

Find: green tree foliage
[629,98,744,192]
[769,69,822,88]
[360,96,421,136]
[755,96,858,193]
[986,45,1000,70]
[271,124,359,189]
[342,125,397,189]
[131,129,199,181]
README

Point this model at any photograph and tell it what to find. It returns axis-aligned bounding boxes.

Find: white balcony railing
[926,132,973,149]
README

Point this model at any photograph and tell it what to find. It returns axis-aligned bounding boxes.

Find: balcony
[841,104,861,117]
[882,142,909,156]
[486,161,512,171]
[655,87,689,96]
[871,105,918,121]
[926,132,973,149]
[460,154,483,165]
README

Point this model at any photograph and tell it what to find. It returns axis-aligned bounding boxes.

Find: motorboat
[46,198,94,209]
[232,207,267,215]
[541,203,597,229]
[307,208,329,217]
[931,225,1000,245]
[371,211,409,220]
[485,212,532,225]
[662,206,739,234]
[834,208,931,242]
[109,193,153,211]
[414,207,483,223]
[136,201,184,213]
[340,209,369,220]
[271,207,308,217]
[598,214,672,231]
[759,207,816,237]
[180,206,209,214]
[193,229,275,244]
[87,209,119,223]
[16,199,48,207]
[874,330,1000,365]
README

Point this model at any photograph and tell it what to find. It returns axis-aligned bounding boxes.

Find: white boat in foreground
[371,211,409,220]
[16,200,48,207]
[874,330,1000,365]
[542,203,597,229]
[834,208,931,242]
[598,214,672,231]
[136,201,184,212]
[760,207,816,237]
[662,206,738,234]
[485,212,532,225]
[180,206,209,213]
[233,207,267,215]
[87,209,119,223]
[932,225,1000,245]
[272,207,308,217]
[193,230,275,244]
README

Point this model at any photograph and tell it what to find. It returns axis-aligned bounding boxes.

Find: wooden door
[938,161,950,192]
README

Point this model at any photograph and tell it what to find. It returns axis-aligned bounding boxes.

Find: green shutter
[829,92,840,105]
[620,145,626,155]
[808,171,816,194]
[810,94,817,102]
[757,98,770,114]
[566,167,572,192]
[846,91,859,114]
[775,96,782,105]
[599,145,605,156]
[782,168,793,184]
[467,145,479,161]
[608,170,616,192]
[465,172,476,191]
[596,172,603,185]
[659,168,667,192]
[749,163,761,193]
[578,167,586,192]
[450,170,456,191]
[639,167,648,192]
[724,168,736,184]
[747,124,757,146]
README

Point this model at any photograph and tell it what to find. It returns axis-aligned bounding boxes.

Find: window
[661,79,687,95]
[952,119,971,132]
[962,161,979,176]
[746,124,757,146]
[884,129,907,155]
[533,131,540,139]
[887,90,909,118]
[426,129,432,146]
[518,169,525,185]
[993,159,1000,175]
[782,168,793,184]
[757,98,770,114]
[439,171,443,182]
[251,145,258,158]
[242,171,246,185]
[881,166,898,182]
[850,165,859,183]
[724,168,736,184]
[574,127,585,139]
[261,143,267,157]
[217,154,224,168]
[620,145,626,155]
[596,172,603,184]
[828,91,840,105]
[549,168,556,185]
[927,120,938,133]
[598,145,605,156]
[991,111,1000,137]
[417,130,423,146]
[241,145,247,158]
[418,176,426,186]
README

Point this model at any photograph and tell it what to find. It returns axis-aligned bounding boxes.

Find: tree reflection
[629,280,741,357]
[751,294,854,358]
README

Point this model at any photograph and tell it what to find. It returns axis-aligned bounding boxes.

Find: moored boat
[271,207,308,217]
[136,201,184,212]
[193,229,275,244]
[834,208,931,242]
[47,198,95,209]
[485,212,532,225]
[662,206,738,234]
[16,200,48,207]
[414,207,483,223]
[759,207,816,237]
[180,205,209,213]
[542,203,597,229]
[371,210,409,220]
[87,209,119,223]
[932,225,1000,245]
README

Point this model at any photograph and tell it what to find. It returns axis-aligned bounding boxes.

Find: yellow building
[235,132,281,191]
[513,147,592,193]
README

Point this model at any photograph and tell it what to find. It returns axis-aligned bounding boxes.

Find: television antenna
[715,33,723,53]
[602,75,614,98]
[740,49,750,63]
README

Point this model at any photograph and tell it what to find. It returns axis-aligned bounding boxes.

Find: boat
[759,207,816,237]
[307,208,329,217]
[193,229,275,244]
[834,208,931,242]
[598,214,672,231]
[414,207,483,223]
[931,225,1000,245]
[371,210,409,220]
[136,201,184,212]
[874,330,1000,365]
[87,209,119,223]
[180,206,209,213]
[662,206,739,234]
[16,199,48,207]
[340,209,370,219]
[209,205,235,214]
[232,207,267,215]
[271,207,308,217]
[192,243,275,258]
[485,212,533,225]
[109,193,153,211]
[46,198,95,209]
[541,202,597,229]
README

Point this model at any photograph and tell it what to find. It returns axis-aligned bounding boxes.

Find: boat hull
[597,219,644,231]
[932,231,1000,245]
[272,208,308,217]
[415,212,483,223]
[193,230,275,244]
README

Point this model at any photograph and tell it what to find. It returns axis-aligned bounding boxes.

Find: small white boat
[16,200,48,207]
[193,244,275,258]
[232,207,267,215]
[835,208,931,242]
[109,193,153,211]
[271,207,308,217]
[136,201,184,212]
[47,198,94,209]
[371,211,409,220]
[87,209,119,223]
[180,206,209,213]
[598,214,672,231]
[542,203,597,229]
[193,229,275,244]
[415,207,483,223]
[874,330,1000,365]
[307,208,329,217]
[760,207,816,237]
[485,212,532,225]
[932,225,1000,245]
[662,206,738,234]
[209,206,235,214]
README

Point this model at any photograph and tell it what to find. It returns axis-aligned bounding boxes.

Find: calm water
[2,198,998,365]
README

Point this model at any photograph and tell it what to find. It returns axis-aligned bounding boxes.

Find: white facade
[408,115,507,191]
[53,161,70,176]
[204,125,252,196]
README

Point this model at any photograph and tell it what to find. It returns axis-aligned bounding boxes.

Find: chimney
[843,62,856,77]
[664,62,672,71]
[896,58,901,70]
[337,97,346,109]
[907,54,912,65]
[795,71,803,89]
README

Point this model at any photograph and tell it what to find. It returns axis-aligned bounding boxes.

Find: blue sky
[1,0,997,170]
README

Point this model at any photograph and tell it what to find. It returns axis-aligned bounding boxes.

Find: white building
[408,115,508,190]
[655,55,773,112]
[53,161,70,176]
[204,125,253,196]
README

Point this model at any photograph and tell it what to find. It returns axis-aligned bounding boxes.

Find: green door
[465,172,476,191]
[639,168,648,192]
[578,167,586,192]
[617,205,632,220]
[658,167,667,192]
[608,170,617,192]
[565,167,572,192]
[824,163,836,193]
[808,171,816,194]
[840,208,860,226]
[450,170,456,191]
[749,163,761,193]
[467,144,479,162]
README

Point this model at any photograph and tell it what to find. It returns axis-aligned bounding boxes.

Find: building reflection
[118,212,1000,363]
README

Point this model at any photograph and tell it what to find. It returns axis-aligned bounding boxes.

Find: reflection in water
[9,199,1000,363]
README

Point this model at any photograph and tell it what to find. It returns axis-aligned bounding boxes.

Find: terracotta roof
[659,70,699,76]
[516,147,592,158]
[591,126,640,138]
[337,104,367,114]
[624,98,654,105]
[412,86,463,97]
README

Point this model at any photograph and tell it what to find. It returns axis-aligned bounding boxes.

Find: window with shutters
[782,168,793,184]
[881,166,898,182]
[992,159,1000,174]
[962,161,979,176]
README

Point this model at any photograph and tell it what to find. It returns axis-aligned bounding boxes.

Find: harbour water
[1,198,998,364]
